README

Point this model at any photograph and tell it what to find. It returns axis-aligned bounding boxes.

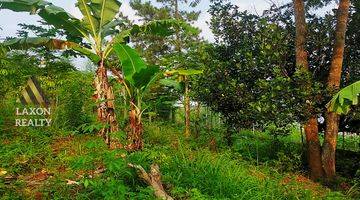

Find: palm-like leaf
[101,18,125,37]
[76,0,121,37]
[160,78,182,91]
[3,37,100,63]
[0,0,88,37]
[133,66,160,91]
[1,0,186,67]
[113,43,147,84]
[327,81,360,114]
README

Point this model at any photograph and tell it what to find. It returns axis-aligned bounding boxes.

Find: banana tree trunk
[126,99,143,151]
[323,0,350,180]
[94,57,118,146]
[184,78,191,138]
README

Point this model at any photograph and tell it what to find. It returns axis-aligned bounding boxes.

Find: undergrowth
[0,121,356,199]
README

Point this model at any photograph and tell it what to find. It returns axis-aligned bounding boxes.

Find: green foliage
[195,0,360,134]
[113,43,160,98]
[128,0,204,120]
[0,0,182,66]
[327,81,360,114]
[160,78,182,91]
[129,0,202,65]
[0,119,353,199]
[166,69,203,76]
[195,7,307,131]
[131,19,198,37]
[77,122,105,134]
[76,0,122,35]
[52,72,94,131]
[1,0,360,199]
[113,43,147,84]
[0,0,89,38]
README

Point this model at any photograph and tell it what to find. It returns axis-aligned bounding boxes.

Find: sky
[0,0,297,42]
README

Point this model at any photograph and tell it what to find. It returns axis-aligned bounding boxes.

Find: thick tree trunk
[323,0,350,180]
[293,0,309,69]
[184,79,191,138]
[94,58,118,146]
[323,112,339,179]
[293,0,324,180]
[304,117,324,180]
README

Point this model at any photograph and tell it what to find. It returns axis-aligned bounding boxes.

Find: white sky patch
[233,0,273,15]
[120,0,142,24]
[193,11,214,42]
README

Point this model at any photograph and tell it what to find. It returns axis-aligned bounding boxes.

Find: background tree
[130,0,201,63]
[130,0,203,136]
[197,1,306,138]
[323,0,350,180]
[162,68,203,137]
[199,0,358,181]
[293,0,324,180]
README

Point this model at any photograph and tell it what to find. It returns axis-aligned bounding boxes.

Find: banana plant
[0,0,185,145]
[162,69,203,138]
[112,43,160,150]
[327,81,360,115]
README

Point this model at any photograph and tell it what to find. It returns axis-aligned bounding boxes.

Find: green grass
[0,121,355,199]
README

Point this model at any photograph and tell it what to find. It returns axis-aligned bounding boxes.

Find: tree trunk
[304,117,324,180]
[184,78,191,138]
[94,57,118,146]
[126,99,143,151]
[174,0,181,53]
[109,67,127,121]
[293,0,309,70]
[128,163,173,200]
[195,102,201,138]
[293,0,324,180]
[323,0,350,180]
[123,87,127,120]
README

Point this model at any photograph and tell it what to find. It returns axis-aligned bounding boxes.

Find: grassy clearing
[1,122,353,199]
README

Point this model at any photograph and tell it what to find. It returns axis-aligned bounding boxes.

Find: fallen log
[128,163,173,200]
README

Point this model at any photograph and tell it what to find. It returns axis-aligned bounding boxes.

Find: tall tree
[293,0,351,180]
[130,0,201,64]
[204,0,357,181]
[323,0,351,180]
[130,0,202,137]
[293,0,324,180]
